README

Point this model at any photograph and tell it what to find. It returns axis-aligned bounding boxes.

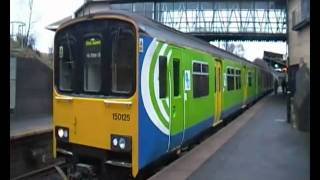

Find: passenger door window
[159,56,167,98]
[173,59,180,97]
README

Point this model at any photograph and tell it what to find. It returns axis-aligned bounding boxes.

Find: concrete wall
[287,0,310,132]
[288,0,310,68]
[11,57,52,119]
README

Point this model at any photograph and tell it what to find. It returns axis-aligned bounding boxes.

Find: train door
[242,65,248,105]
[213,59,222,126]
[168,48,184,150]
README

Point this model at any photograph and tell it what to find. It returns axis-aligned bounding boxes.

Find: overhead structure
[73,0,287,41]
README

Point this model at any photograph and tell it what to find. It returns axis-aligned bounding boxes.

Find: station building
[287,0,309,131]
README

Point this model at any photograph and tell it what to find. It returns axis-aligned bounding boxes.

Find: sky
[10,0,287,62]
[10,0,84,52]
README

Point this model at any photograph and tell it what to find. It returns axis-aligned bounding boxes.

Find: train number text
[112,113,130,121]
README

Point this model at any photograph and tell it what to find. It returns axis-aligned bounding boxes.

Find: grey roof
[46,16,73,31]
[253,58,273,72]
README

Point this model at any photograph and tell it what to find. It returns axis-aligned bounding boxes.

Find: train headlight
[111,135,131,152]
[55,126,69,142]
[63,130,68,138]
[58,128,64,138]
[112,137,118,146]
[119,138,126,150]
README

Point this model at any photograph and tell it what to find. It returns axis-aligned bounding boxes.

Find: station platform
[149,94,309,180]
[10,114,52,140]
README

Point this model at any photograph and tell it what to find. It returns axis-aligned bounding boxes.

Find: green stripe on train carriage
[160,47,171,115]
[148,42,169,128]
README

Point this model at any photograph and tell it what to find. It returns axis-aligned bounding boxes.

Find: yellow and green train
[52,10,273,179]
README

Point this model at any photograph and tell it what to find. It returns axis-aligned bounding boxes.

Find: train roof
[253,58,273,72]
[48,6,270,71]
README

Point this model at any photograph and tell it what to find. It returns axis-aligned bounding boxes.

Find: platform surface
[149,94,310,180]
[10,114,52,140]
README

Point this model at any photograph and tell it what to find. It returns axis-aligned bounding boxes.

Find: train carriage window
[193,63,201,72]
[248,72,252,87]
[227,67,235,91]
[83,36,102,92]
[159,56,167,98]
[111,27,135,94]
[193,62,209,98]
[238,70,241,89]
[202,64,208,73]
[173,59,180,96]
[235,69,238,89]
[234,69,238,89]
[235,69,241,90]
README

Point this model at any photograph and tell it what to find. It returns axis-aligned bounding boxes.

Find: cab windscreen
[54,19,136,98]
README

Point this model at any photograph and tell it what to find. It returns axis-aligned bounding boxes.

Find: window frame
[226,66,236,91]
[192,60,209,98]
[234,68,241,90]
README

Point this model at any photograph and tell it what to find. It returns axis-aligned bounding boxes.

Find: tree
[224,42,235,53]
[28,34,36,49]
[233,44,245,57]
[224,42,245,57]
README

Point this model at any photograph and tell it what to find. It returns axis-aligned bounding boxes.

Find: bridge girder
[191,32,287,42]
[77,0,288,41]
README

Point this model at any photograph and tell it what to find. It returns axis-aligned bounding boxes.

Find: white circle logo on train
[141,39,172,135]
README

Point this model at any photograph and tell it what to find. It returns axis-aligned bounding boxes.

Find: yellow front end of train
[52,15,140,178]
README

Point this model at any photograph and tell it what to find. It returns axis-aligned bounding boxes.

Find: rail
[11,160,67,180]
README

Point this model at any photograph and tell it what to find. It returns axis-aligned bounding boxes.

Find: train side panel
[138,36,215,170]
[182,48,214,141]
[220,59,244,119]
[137,35,274,172]
[138,36,169,170]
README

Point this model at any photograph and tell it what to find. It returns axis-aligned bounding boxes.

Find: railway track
[10,131,58,179]
[9,127,223,180]
[11,160,67,180]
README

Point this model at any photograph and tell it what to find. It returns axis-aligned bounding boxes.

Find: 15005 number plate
[112,113,130,121]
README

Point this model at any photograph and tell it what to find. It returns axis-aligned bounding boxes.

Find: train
[52,9,274,179]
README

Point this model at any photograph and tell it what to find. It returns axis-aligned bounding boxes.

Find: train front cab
[52,15,140,178]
